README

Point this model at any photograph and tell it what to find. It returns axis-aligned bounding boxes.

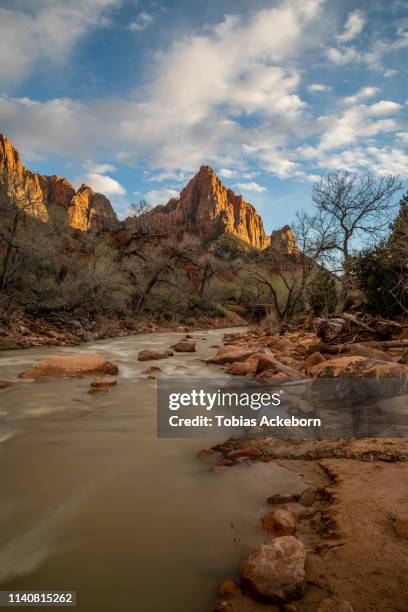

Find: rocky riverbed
[1,325,408,611]
[201,327,408,612]
[0,309,245,350]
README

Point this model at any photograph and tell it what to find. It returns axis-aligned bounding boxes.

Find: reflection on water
[0,329,303,611]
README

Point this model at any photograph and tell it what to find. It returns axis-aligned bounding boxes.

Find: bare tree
[312,170,402,308]
[250,210,333,321]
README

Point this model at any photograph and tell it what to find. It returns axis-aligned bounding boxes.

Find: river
[0,328,305,612]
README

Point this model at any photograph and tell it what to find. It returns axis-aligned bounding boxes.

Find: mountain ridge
[0,134,118,232]
[0,134,297,252]
[137,165,271,249]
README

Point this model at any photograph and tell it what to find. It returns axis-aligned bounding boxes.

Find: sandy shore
[211,437,408,612]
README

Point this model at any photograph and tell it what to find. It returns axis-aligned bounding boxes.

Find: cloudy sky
[0,0,407,230]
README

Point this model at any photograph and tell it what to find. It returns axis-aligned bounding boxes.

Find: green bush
[351,244,405,318]
[307,268,338,316]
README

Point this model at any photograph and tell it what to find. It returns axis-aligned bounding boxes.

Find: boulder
[137,350,169,361]
[142,366,162,374]
[90,376,117,389]
[225,359,258,376]
[307,356,408,379]
[261,509,297,536]
[173,339,196,352]
[19,353,118,379]
[240,537,306,602]
[317,598,354,612]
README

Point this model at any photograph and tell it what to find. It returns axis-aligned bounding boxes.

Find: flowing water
[0,329,305,612]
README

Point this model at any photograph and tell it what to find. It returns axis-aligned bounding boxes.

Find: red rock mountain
[0,134,117,232]
[141,165,271,249]
[1,135,297,252]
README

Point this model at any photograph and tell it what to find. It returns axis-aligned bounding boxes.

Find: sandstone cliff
[141,166,271,249]
[269,225,299,255]
[0,134,117,232]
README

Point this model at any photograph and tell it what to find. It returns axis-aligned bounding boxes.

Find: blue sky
[0,0,407,232]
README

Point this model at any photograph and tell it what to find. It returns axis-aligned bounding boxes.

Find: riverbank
[1,324,408,611]
[203,326,408,612]
[210,445,408,612]
[0,308,246,350]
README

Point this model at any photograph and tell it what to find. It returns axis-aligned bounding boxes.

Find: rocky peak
[142,165,271,249]
[270,225,299,255]
[0,134,118,232]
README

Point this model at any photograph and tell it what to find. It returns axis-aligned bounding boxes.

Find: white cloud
[319,100,402,150]
[144,188,179,205]
[311,145,408,177]
[219,168,239,178]
[84,160,116,173]
[83,172,126,195]
[234,181,266,193]
[326,46,359,65]
[0,95,107,161]
[342,86,381,105]
[145,170,187,183]
[336,9,366,43]
[128,11,154,32]
[0,0,121,86]
[4,0,406,187]
[384,69,398,78]
[365,145,408,176]
[0,1,325,173]
[114,0,324,168]
[307,83,332,93]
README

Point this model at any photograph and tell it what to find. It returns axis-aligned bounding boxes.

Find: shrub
[307,268,338,316]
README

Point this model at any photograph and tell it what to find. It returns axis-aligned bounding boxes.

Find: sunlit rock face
[68,185,118,232]
[141,165,271,249]
[0,134,118,232]
[269,225,299,255]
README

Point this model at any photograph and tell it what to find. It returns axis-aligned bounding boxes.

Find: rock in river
[19,353,118,379]
[137,350,169,361]
[0,380,15,389]
[173,339,196,352]
[240,537,306,602]
[90,376,117,389]
[261,508,297,536]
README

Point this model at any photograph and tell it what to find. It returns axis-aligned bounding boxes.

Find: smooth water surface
[0,329,304,612]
